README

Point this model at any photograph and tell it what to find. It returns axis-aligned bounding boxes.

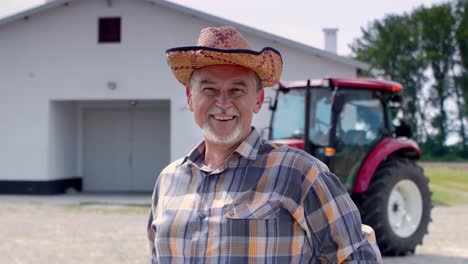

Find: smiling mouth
[211,115,236,121]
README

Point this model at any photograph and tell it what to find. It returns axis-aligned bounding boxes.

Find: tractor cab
[269,78,404,191]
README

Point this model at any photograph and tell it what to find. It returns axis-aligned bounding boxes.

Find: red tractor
[268,78,432,256]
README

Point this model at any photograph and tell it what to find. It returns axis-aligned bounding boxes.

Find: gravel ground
[0,202,150,264]
[0,200,467,264]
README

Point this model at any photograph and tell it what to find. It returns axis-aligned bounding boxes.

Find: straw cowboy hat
[166,26,283,87]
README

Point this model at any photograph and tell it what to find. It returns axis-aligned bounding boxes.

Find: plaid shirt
[147,128,382,263]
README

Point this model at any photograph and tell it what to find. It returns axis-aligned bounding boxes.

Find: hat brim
[166,46,283,87]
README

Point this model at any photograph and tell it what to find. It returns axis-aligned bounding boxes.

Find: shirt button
[198,213,206,219]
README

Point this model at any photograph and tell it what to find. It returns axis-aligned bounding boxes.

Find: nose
[215,91,233,109]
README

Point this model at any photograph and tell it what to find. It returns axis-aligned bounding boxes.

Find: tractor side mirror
[391,93,403,103]
[395,121,412,138]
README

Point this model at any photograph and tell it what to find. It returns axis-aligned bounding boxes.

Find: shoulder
[152,157,188,196]
[153,157,189,191]
[259,140,329,173]
[256,141,339,207]
[159,157,187,176]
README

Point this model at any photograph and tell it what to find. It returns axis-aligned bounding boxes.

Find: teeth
[213,115,234,121]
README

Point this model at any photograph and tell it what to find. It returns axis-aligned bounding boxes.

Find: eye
[231,88,246,97]
[201,88,218,96]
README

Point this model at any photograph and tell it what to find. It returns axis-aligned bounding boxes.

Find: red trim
[352,137,421,194]
[279,80,323,88]
[279,78,402,92]
[271,139,304,150]
[331,78,401,91]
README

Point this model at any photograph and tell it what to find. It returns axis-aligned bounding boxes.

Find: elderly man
[147,26,382,263]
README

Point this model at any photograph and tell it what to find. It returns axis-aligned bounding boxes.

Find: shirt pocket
[225,201,280,220]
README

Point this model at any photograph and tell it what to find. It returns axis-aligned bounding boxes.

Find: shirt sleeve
[303,171,382,263]
[147,210,157,264]
[147,176,161,264]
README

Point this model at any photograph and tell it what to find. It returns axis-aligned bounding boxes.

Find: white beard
[202,122,243,145]
[202,106,243,145]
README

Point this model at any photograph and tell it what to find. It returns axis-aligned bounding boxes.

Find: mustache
[208,106,239,116]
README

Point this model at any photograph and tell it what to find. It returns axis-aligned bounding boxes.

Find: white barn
[0,0,369,194]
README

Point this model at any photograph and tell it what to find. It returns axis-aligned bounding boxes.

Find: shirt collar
[233,127,262,160]
[178,127,263,167]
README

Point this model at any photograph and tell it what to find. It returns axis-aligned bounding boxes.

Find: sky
[0,0,448,55]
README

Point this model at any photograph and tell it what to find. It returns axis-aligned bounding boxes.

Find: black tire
[353,158,432,256]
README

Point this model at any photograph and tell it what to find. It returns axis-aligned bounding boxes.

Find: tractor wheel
[354,158,432,256]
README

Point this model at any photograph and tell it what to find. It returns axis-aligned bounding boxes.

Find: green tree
[351,2,468,158]
[414,4,456,155]
[351,14,427,142]
[455,0,468,155]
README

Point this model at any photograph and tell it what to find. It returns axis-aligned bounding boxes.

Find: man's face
[186,65,264,146]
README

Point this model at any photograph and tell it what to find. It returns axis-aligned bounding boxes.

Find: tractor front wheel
[355,158,432,256]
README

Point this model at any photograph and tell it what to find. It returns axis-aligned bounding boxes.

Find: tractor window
[271,87,332,144]
[309,95,332,146]
[271,89,305,140]
[337,89,384,146]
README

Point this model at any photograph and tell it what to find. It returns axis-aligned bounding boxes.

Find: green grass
[430,186,468,205]
[425,167,468,205]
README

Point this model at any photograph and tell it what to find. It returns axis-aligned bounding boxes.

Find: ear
[253,88,264,113]
[185,86,193,112]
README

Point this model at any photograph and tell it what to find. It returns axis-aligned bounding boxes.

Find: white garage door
[83,101,170,192]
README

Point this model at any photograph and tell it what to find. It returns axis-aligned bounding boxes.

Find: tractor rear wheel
[354,158,432,256]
